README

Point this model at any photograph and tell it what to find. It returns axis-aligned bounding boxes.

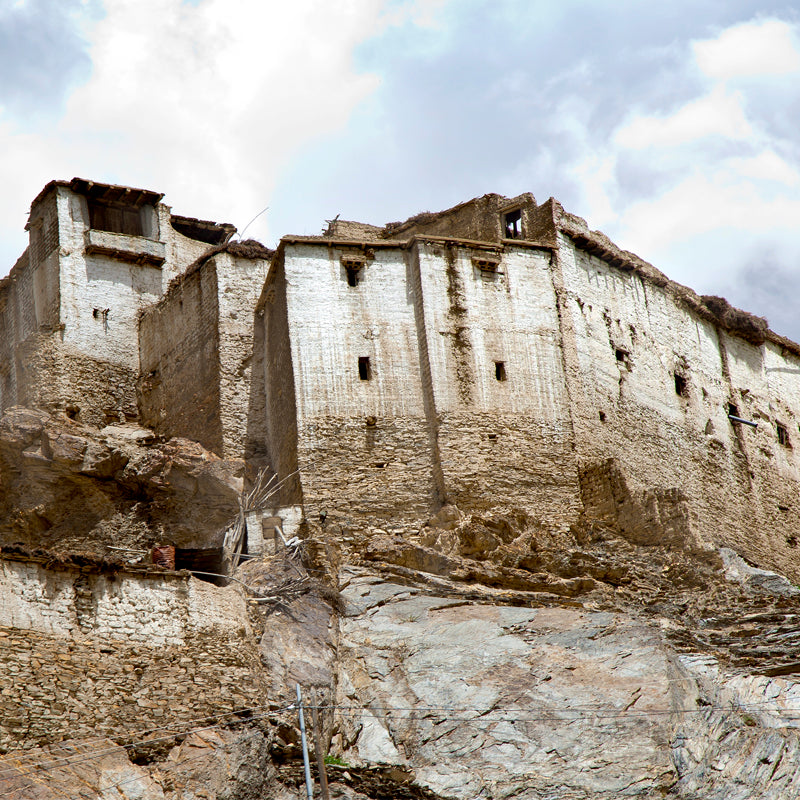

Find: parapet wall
[0,557,265,751]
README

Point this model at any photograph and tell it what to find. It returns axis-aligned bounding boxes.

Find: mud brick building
[3,180,800,577]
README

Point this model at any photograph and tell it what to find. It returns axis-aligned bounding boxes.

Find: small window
[615,349,626,362]
[674,373,687,397]
[495,361,507,381]
[88,200,143,236]
[341,255,366,287]
[358,357,371,381]
[778,423,791,447]
[503,209,522,239]
[728,403,739,418]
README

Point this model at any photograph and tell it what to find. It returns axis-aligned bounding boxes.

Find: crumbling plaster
[4,180,800,577]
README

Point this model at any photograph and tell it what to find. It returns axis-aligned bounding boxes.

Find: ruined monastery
[7,180,800,798]
[2,178,800,577]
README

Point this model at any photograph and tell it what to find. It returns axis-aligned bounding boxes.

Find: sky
[2,0,800,339]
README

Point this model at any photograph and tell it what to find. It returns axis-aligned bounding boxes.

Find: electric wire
[5,693,800,790]
[0,703,297,784]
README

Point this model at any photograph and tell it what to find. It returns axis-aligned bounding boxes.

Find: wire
[5,694,800,796]
[0,703,297,784]
[3,729,267,800]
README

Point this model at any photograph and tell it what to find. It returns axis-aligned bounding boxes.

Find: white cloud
[693,18,800,80]
[729,150,800,186]
[615,85,752,149]
[617,170,800,261]
[569,154,617,227]
[0,0,437,273]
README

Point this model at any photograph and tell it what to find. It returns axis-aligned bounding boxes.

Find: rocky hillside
[2,409,800,798]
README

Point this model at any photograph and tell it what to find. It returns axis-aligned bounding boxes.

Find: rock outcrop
[4,408,800,798]
[0,407,243,555]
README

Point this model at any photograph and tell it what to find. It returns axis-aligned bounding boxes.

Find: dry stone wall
[0,558,266,752]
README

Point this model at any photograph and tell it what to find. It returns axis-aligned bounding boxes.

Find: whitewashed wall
[0,560,249,646]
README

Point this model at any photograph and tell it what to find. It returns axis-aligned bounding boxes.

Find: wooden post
[310,700,330,800]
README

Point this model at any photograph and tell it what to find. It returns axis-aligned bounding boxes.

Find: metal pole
[296,684,314,800]
[311,700,331,800]
[728,414,758,428]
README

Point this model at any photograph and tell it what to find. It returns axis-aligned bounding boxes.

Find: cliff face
[0,406,243,554]
[3,413,800,799]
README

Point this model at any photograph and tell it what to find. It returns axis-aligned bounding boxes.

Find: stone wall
[138,261,223,453]
[259,253,301,504]
[275,242,437,527]
[139,251,269,459]
[0,557,266,752]
[269,238,583,531]
[414,240,581,522]
[215,252,270,458]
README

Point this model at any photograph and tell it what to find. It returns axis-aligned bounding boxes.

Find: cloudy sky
[2,0,800,338]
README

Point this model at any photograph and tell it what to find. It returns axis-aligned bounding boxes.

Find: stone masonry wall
[0,190,61,414]
[215,252,270,459]
[138,262,223,453]
[280,242,437,528]
[0,558,266,752]
[414,240,581,523]
[259,254,301,503]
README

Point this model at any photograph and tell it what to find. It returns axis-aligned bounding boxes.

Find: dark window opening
[373,462,387,469]
[88,200,144,236]
[615,348,631,369]
[346,269,359,287]
[728,403,739,417]
[778,423,791,447]
[599,410,606,422]
[175,547,225,584]
[503,209,522,239]
[674,373,688,397]
[358,357,371,381]
[495,361,507,381]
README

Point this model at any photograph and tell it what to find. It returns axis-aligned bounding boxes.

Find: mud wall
[557,233,800,577]
[138,261,223,453]
[0,558,265,752]
[280,242,436,529]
